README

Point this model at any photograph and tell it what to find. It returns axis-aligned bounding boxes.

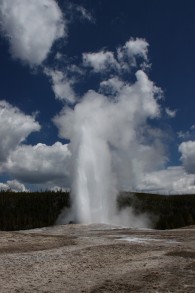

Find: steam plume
[54,38,165,227]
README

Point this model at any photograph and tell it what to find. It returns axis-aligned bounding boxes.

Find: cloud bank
[140,166,195,194]
[5,142,71,184]
[0,100,71,190]
[0,179,27,192]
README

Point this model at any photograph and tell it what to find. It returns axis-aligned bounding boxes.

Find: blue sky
[0,0,195,193]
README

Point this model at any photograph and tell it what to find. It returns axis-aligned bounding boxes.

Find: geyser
[70,95,118,224]
[54,38,165,227]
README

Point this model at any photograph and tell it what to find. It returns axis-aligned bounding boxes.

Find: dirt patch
[0,232,75,254]
[91,279,141,293]
[166,250,195,258]
[185,262,195,271]
[0,224,194,292]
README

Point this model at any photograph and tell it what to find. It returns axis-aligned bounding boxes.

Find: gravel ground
[0,224,194,292]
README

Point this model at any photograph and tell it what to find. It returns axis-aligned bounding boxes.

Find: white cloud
[0,99,71,190]
[125,38,149,59]
[83,50,119,73]
[0,100,40,162]
[177,125,195,140]
[140,166,195,194]
[165,107,177,118]
[82,38,150,77]
[134,70,161,118]
[117,38,149,68]
[0,183,8,191]
[179,141,195,173]
[4,142,71,184]
[44,69,76,102]
[50,185,68,192]
[76,5,95,23]
[177,131,189,139]
[0,179,27,192]
[0,0,65,65]
[100,77,124,96]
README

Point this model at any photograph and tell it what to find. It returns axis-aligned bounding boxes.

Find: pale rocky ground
[0,224,194,292]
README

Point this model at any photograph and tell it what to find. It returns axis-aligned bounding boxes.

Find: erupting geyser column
[70,97,118,224]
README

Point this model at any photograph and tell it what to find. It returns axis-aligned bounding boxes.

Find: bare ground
[0,224,194,292]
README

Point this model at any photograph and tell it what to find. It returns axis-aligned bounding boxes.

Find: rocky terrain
[0,224,194,292]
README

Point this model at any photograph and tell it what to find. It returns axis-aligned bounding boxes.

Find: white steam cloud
[54,38,164,226]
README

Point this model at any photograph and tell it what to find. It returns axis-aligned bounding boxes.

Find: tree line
[0,190,70,231]
[118,192,195,229]
[0,190,195,230]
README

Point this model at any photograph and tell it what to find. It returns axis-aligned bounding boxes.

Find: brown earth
[0,224,194,292]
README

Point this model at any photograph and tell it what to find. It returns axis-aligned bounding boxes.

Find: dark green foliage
[0,190,195,231]
[118,192,195,229]
[0,190,70,231]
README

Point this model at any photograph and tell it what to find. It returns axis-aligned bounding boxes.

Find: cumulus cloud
[100,77,124,96]
[0,102,71,189]
[0,100,40,162]
[7,179,27,191]
[124,38,149,60]
[0,179,27,192]
[82,38,150,77]
[44,38,150,104]
[0,183,8,191]
[83,50,119,73]
[44,69,76,102]
[140,166,195,194]
[0,0,65,65]
[117,38,149,69]
[4,142,71,184]
[179,141,195,173]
